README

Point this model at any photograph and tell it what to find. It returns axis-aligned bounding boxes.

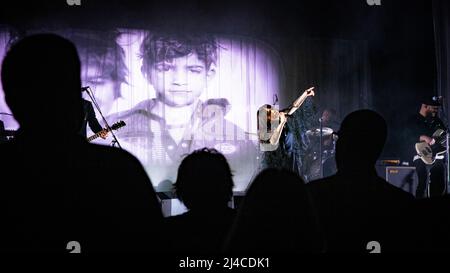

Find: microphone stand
[444,110,450,194]
[436,99,450,194]
[446,129,449,193]
[439,97,450,194]
[319,117,323,178]
[84,87,122,150]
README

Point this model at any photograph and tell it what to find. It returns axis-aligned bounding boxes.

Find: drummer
[317,109,340,178]
[321,108,340,132]
[306,108,340,148]
[321,108,340,148]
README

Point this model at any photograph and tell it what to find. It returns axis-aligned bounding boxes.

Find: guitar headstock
[111,120,126,130]
[304,87,315,97]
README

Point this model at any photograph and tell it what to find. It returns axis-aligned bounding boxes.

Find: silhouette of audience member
[165,148,235,254]
[0,34,163,252]
[307,109,414,252]
[404,195,450,252]
[224,168,323,254]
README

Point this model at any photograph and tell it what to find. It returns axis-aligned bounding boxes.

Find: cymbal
[306,127,333,137]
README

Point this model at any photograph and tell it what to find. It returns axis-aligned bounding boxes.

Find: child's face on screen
[149,53,211,107]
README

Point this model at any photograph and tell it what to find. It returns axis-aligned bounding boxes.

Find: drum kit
[304,126,337,181]
[0,129,16,142]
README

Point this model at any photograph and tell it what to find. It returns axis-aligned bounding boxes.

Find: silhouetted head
[335,110,387,172]
[175,148,234,211]
[226,168,320,253]
[243,168,311,216]
[1,34,83,134]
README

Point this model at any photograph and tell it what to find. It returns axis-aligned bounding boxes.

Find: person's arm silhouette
[83,99,108,139]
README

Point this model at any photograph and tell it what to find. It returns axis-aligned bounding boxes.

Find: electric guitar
[87,120,126,142]
[415,128,447,164]
[258,87,315,151]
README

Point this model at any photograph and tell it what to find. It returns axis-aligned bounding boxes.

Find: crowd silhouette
[0,34,449,253]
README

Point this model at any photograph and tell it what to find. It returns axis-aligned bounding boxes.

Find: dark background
[0,0,437,160]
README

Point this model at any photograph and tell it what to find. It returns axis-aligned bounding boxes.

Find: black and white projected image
[0,28,282,192]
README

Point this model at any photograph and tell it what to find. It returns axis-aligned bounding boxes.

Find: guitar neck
[287,92,309,116]
[87,128,110,142]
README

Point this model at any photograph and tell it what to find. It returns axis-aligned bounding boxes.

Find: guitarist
[257,88,316,178]
[408,96,447,198]
[79,98,108,140]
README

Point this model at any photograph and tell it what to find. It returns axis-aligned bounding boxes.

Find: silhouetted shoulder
[83,141,146,168]
[373,176,415,201]
[306,176,338,195]
[164,208,236,253]
[307,174,414,204]
[166,207,236,225]
[307,176,335,187]
[80,141,159,205]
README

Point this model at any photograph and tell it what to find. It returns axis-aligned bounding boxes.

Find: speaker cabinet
[377,166,418,195]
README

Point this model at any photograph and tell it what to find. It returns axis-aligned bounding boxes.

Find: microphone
[433,96,443,102]
[81,86,90,92]
[273,94,279,106]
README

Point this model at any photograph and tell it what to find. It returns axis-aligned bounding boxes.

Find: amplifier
[376,166,418,195]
